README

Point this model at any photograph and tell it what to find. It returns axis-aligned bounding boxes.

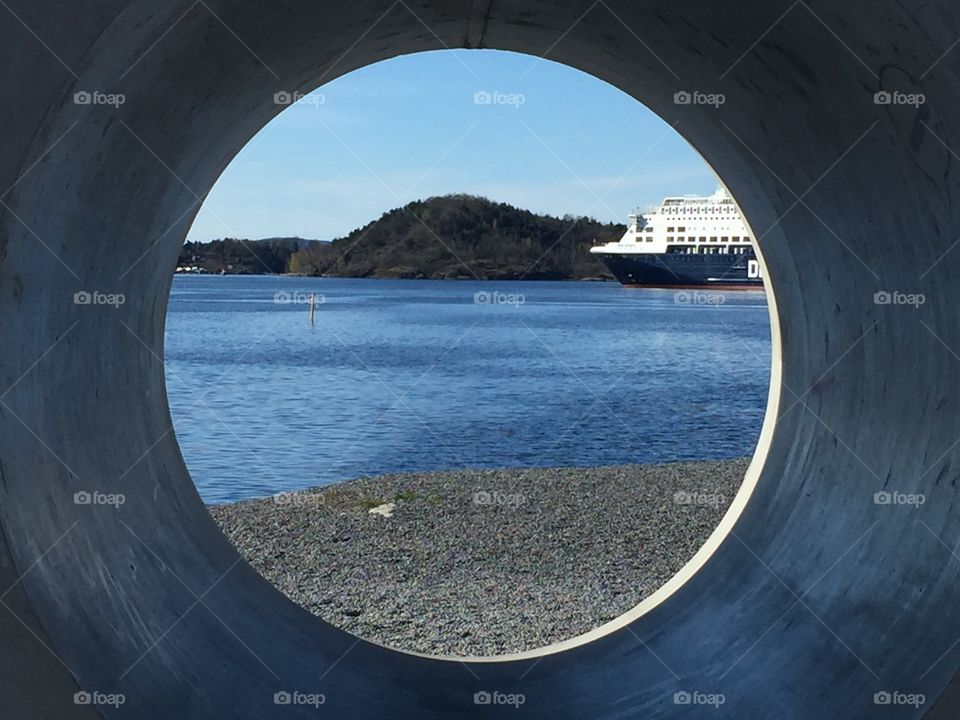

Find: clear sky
[187,49,719,242]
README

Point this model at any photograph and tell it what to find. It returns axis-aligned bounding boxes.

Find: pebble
[209,458,748,657]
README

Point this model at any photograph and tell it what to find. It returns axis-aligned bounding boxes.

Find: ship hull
[594,251,764,288]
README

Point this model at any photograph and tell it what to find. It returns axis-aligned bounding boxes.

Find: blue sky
[187,49,719,242]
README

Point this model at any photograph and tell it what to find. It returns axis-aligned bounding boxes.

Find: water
[165,276,771,504]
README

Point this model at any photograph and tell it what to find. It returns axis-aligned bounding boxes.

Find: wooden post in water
[308,292,317,325]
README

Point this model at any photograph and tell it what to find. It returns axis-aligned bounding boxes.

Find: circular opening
[164,49,775,659]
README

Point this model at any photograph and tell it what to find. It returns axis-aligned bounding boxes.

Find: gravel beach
[210,458,748,656]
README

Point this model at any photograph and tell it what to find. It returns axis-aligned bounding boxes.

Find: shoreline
[210,459,748,656]
[174,272,618,281]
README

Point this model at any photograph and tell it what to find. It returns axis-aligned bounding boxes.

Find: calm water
[165,276,771,504]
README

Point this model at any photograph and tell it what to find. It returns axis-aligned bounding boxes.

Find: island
[178,194,623,280]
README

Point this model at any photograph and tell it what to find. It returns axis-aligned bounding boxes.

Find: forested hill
[179,195,624,279]
[288,195,621,280]
[178,237,318,274]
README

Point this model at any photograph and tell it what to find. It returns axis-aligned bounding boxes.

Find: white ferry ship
[590,186,763,288]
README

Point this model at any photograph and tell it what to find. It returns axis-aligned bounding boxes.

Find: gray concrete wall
[1,0,959,717]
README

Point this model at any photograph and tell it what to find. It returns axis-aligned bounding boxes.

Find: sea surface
[164,276,772,504]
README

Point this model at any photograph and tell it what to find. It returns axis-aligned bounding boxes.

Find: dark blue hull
[594,251,764,288]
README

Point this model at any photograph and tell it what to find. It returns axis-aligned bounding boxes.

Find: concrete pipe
[1,0,959,717]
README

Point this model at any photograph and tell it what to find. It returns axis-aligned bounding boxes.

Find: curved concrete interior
[2,0,960,717]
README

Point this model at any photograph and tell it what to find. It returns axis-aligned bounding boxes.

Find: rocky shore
[210,458,748,656]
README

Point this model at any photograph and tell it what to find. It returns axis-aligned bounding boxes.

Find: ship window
[710,236,717,242]
[732,237,740,242]
[678,227,686,232]
[666,236,674,242]
[667,227,674,232]
[646,237,653,242]
[721,237,729,242]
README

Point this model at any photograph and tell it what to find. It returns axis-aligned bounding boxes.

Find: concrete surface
[1,0,959,717]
